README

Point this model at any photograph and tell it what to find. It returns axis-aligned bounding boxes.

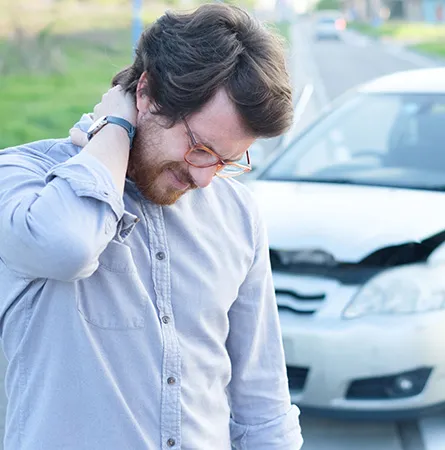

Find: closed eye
[193,148,209,155]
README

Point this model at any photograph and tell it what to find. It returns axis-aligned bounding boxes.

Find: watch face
[87,116,108,135]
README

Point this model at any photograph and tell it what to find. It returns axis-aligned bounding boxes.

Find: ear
[136,72,151,114]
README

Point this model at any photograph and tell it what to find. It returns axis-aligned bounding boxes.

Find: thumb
[69,127,89,148]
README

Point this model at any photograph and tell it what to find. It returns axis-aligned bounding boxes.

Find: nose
[188,165,218,188]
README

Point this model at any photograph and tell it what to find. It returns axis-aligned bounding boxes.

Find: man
[0,3,303,449]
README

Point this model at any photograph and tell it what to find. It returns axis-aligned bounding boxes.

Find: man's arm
[0,87,136,281]
[81,86,135,196]
[226,202,303,449]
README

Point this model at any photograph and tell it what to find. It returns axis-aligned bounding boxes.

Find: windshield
[261,92,445,191]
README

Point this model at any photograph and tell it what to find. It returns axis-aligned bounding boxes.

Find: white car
[247,67,445,419]
[314,15,346,40]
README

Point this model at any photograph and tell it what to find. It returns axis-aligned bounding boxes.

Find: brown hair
[112,3,293,138]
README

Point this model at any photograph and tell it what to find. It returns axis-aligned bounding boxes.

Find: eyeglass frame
[182,117,252,178]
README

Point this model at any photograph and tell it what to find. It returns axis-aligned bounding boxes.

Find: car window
[261,92,445,190]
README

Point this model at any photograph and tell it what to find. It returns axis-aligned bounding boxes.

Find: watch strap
[87,116,136,149]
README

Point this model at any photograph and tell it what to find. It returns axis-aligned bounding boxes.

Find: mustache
[168,164,197,188]
[130,159,198,191]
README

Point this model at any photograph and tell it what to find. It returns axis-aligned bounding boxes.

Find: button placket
[144,204,181,450]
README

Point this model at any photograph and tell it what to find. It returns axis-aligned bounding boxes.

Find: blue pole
[132,0,143,55]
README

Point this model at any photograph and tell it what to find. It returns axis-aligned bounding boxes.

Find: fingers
[70,127,89,148]
[70,85,136,149]
[92,85,137,125]
[93,103,100,120]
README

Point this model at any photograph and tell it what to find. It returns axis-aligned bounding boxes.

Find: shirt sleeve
[226,202,303,450]
[45,151,124,220]
[0,143,136,281]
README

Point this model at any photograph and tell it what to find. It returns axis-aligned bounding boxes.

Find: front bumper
[275,273,445,420]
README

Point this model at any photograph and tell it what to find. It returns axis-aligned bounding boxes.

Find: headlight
[342,264,445,319]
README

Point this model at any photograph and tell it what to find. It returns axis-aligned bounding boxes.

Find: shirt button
[156,251,165,260]
[161,316,170,324]
[167,377,176,385]
[167,438,176,447]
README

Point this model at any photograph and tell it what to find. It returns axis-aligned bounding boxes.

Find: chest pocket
[77,240,149,330]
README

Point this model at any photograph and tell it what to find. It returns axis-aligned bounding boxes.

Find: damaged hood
[247,180,445,263]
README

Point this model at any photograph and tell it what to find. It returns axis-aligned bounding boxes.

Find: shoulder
[0,138,81,169]
[200,177,263,234]
[213,177,260,217]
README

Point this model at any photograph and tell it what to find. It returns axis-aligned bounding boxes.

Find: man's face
[127,87,255,206]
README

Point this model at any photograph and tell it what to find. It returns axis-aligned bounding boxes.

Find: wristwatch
[87,116,136,149]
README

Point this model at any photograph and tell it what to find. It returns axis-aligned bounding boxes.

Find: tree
[314,0,342,11]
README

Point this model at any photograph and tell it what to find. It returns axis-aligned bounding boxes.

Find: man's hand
[70,128,89,148]
[70,85,137,148]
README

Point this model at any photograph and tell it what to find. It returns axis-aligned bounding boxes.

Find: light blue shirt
[0,115,303,450]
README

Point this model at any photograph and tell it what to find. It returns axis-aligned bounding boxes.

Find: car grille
[287,366,309,391]
[277,289,325,315]
[270,247,376,315]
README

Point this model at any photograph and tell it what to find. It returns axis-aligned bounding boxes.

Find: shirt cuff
[45,151,124,219]
[115,212,140,243]
[230,405,303,450]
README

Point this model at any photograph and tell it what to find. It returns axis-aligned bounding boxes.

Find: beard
[127,119,198,206]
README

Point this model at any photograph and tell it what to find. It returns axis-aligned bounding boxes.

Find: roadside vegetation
[0,0,287,149]
[348,21,445,59]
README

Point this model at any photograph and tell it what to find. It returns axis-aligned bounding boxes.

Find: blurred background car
[245,67,445,420]
[313,14,346,40]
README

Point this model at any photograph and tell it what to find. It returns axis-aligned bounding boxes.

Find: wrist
[87,116,136,149]
[100,123,132,146]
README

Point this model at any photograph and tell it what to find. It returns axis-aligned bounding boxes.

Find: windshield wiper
[296,180,445,191]
[422,185,445,191]
[270,176,361,185]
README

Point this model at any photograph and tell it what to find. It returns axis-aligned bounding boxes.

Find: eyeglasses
[182,118,251,178]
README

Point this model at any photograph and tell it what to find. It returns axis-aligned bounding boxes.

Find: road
[288,17,445,450]
[289,18,439,127]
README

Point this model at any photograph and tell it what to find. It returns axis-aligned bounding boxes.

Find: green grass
[0,30,134,149]
[348,21,445,58]
[0,0,165,149]
[348,21,445,40]
[347,21,385,38]
[413,40,445,58]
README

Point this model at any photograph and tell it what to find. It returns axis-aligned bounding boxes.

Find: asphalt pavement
[287,16,445,450]
[288,17,440,130]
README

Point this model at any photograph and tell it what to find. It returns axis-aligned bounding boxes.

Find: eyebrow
[193,131,243,163]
